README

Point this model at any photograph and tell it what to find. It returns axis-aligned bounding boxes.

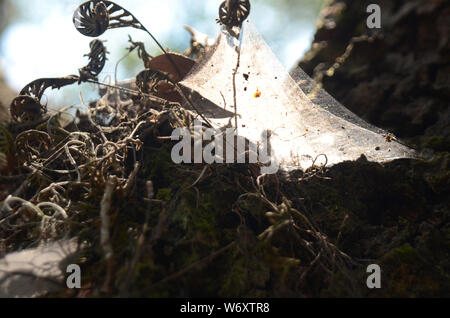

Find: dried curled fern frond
[73,0,145,37]
[73,1,183,79]
[136,69,170,94]
[10,96,43,124]
[72,0,212,124]
[10,77,79,123]
[14,130,52,164]
[18,77,79,101]
[218,0,251,27]
[79,39,109,82]
[9,40,109,123]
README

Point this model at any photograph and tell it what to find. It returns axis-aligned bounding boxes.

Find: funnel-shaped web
[180,21,417,171]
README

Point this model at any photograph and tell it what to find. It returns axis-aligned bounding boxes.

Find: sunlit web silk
[180,21,417,171]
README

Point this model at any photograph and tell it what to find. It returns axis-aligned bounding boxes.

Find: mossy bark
[297,0,450,297]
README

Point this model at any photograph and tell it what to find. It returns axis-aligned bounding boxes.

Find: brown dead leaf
[148,53,196,83]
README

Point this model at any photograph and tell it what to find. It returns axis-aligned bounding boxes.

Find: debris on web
[181,21,417,171]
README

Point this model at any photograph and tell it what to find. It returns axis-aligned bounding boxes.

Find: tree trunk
[299,0,449,150]
[296,0,450,297]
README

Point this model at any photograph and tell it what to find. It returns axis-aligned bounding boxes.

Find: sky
[0,0,323,108]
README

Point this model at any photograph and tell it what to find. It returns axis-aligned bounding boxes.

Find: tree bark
[296,0,449,297]
[298,0,449,150]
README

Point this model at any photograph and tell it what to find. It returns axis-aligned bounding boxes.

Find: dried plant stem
[100,175,117,294]
[2,195,44,218]
[121,181,154,295]
[173,85,214,128]
[123,162,140,195]
[36,202,68,219]
[141,29,182,79]
[187,165,210,189]
[237,174,356,282]
[232,43,241,132]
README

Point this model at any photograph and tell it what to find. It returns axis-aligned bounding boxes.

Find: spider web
[180,21,417,171]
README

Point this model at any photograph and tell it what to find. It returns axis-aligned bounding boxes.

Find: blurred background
[0,0,326,115]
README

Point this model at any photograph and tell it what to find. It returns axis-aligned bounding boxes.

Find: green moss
[156,188,172,201]
[383,244,417,263]
[33,126,450,298]
[218,241,276,297]
[377,244,444,297]
[142,145,184,189]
